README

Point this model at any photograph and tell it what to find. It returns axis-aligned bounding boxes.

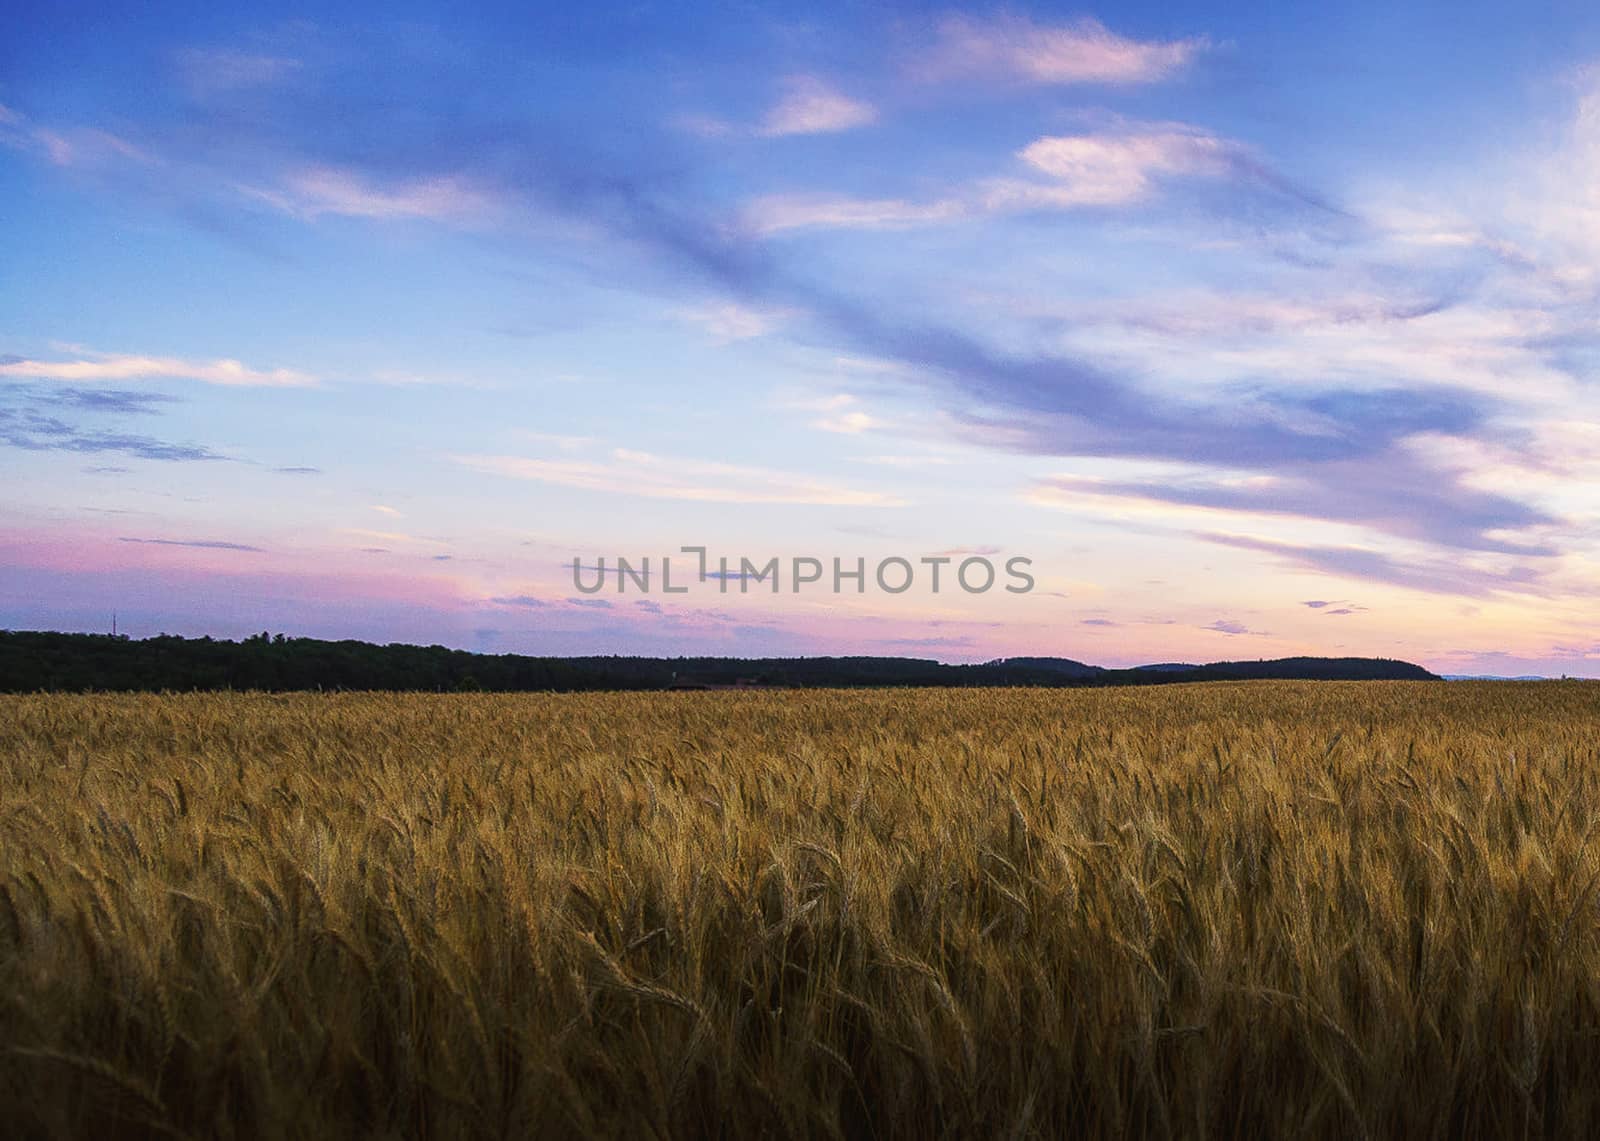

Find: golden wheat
[2,681,1599,1138]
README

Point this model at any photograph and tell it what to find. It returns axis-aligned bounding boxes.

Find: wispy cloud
[0,350,315,387]
[1,427,223,461]
[247,166,499,222]
[1302,599,1368,615]
[879,635,977,649]
[7,428,222,460]
[2,383,177,415]
[342,528,449,547]
[1198,532,1547,599]
[742,193,967,235]
[759,76,877,137]
[787,392,877,435]
[815,409,874,434]
[919,15,1208,86]
[0,385,224,461]
[1036,287,1570,406]
[1031,448,1555,555]
[119,537,264,552]
[454,447,906,506]
[674,301,793,342]
[746,121,1270,233]
[929,545,1003,557]
[0,105,152,170]
[683,76,876,141]
[188,82,1526,581]
[490,594,546,608]
[993,124,1242,207]
[177,48,302,97]
[5,9,1584,641]
[1205,619,1252,635]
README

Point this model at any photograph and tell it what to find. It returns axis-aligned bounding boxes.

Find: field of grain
[2,682,1599,1138]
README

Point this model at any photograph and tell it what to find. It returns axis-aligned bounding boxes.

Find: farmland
[3,682,1599,1138]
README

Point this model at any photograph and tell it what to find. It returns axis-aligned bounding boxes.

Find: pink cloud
[759,76,877,137]
[247,166,500,222]
[0,349,315,387]
[921,15,1208,86]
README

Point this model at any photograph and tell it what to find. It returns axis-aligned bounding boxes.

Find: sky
[3,1,1600,676]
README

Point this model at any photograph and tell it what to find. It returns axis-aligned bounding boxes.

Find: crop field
[3,682,1600,1139]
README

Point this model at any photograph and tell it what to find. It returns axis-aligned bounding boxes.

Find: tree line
[0,630,1440,692]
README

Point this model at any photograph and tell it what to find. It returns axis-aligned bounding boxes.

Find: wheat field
[2,682,1599,1138]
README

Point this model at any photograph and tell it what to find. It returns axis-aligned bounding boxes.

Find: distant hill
[1442,674,1549,681]
[984,656,1105,679]
[1121,657,1438,683]
[0,630,1442,692]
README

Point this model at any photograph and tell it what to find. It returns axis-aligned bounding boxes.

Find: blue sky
[4,2,1600,675]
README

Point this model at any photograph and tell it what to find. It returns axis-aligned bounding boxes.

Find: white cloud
[830,355,913,378]
[1003,126,1236,205]
[744,122,1240,233]
[0,350,316,387]
[249,166,498,222]
[742,193,967,234]
[759,76,877,137]
[786,393,860,413]
[1027,474,1294,530]
[921,15,1208,86]
[780,391,878,434]
[454,448,906,506]
[3,104,493,230]
[1512,64,1600,267]
[674,302,793,342]
[341,528,451,548]
[0,111,151,169]
[1035,286,1581,406]
[815,410,875,434]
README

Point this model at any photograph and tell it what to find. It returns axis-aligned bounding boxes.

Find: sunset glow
[4,3,1599,676]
